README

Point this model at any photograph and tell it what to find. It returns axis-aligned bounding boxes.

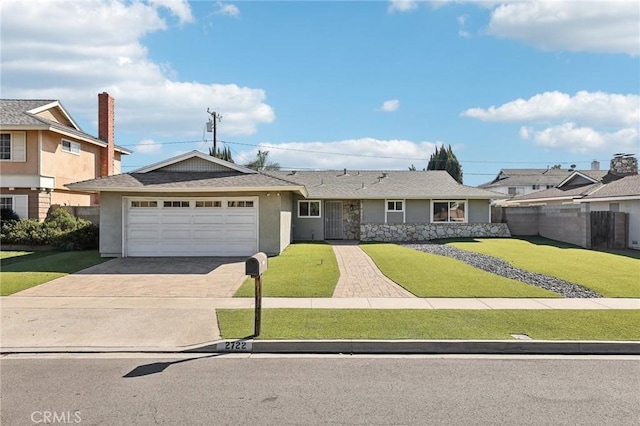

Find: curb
[4,340,639,355]
[188,339,640,355]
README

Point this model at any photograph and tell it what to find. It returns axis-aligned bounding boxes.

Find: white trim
[0,194,28,218]
[27,101,82,131]
[557,171,598,188]
[0,174,55,189]
[385,199,405,223]
[298,200,321,218]
[38,131,43,175]
[431,199,468,223]
[0,131,26,162]
[133,150,258,174]
[578,195,640,203]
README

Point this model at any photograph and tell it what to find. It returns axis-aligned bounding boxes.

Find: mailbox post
[245,252,268,336]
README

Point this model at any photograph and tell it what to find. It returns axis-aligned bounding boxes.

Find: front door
[325,201,343,239]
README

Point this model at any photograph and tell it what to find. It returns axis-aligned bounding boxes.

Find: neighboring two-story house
[478,162,607,202]
[0,93,131,219]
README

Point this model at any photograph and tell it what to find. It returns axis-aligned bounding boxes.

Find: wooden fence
[590,211,628,249]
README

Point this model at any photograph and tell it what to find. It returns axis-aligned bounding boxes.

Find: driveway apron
[13,257,247,298]
[330,242,416,298]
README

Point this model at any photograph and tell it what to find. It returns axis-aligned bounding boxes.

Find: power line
[118,138,605,166]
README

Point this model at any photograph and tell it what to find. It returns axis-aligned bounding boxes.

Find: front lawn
[234,243,340,297]
[361,244,558,298]
[441,237,640,297]
[0,250,108,295]
[217,309,640,341]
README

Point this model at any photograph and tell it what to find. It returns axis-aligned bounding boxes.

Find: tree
[245,150,280,171]
[551,164,562,169]
[426,144,463,183]
[209,146,234,163]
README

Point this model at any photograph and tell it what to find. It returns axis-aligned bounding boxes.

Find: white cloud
[147,0,194,24]
[486,1,640,56]
[236,138,440,170]
[519,126,532,140]
[0,0,273,140]
[216,1,240,17]
[380,99,400,112]
[388,0,418,13]
[527,123,639,154]
[135,139,163,154]
[462,91,640,128]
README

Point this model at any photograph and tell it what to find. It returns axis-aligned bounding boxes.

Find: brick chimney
[610,154,638,176]
[98,92,115,177]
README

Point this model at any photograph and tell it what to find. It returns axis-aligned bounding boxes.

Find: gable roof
[479,168,572,188]
[133,150,256,174]
[0,99,131,155]
[66,151,504,200]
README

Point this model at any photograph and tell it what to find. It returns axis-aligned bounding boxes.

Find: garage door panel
[126,198,258,257]
[128,213,160,225]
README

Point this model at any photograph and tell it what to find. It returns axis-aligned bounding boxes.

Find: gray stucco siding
[362,199,384,223]
[291,194,324,241]
[406,199,430,223]
[468,199,490,223]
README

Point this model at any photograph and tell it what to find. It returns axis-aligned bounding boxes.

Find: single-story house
[67,151,509,257]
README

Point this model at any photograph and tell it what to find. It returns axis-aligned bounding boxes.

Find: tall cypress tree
[426,144,463,183]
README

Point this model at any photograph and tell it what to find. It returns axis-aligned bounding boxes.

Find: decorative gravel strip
[401,242,602,298]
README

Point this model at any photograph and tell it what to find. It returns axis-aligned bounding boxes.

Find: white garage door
[125,197,258,257]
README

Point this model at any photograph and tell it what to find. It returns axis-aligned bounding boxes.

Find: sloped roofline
[132,150,258,174]
[557,170,599,188]
[27,100,81,131]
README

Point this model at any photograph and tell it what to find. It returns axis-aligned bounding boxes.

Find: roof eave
[65,184,308,196]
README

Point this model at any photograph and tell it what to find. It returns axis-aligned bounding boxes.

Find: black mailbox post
[245,252,268,336]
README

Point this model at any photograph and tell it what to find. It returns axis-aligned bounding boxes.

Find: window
[433,201,466,223]
[131,201,157,208]
[532,184,540,190]
[61,139,81,155]
[163,201,190,208]
[228,200,254,208]
[386,200,404,212]
[546,185,554,189]
[298,200,321,218]
[0,196,12,211]
[196,201,222,208]
[508,186,524,196]
[0,134,10,160]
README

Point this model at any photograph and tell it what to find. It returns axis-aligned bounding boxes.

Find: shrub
[45,207,79,232]
[0,208,99,250]
[0,219,60,246]
[0,208,20,224]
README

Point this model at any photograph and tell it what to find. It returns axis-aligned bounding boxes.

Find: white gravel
[401,242,602,298]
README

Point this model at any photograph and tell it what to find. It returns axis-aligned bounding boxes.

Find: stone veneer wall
[360,223,511,241]
[342,199,360,240]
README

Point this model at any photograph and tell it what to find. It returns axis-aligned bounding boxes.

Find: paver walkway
[330,241,415,298]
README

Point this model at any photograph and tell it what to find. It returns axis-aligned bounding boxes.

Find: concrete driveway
[13,257,247,298]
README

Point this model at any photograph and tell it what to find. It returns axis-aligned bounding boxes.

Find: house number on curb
[217,340,253,352]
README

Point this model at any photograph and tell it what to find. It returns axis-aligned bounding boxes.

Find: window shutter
[12,132,26,162]
[14,195,28,219]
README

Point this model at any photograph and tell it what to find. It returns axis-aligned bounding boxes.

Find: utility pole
[207,108,222,154]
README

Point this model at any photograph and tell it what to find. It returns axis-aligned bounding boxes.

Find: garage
[125,197,258,257]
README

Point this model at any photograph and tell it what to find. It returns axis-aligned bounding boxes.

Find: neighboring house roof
[0,99,131,155]
[505,171,639,204]
[268,170,504,199]
[479,168,571,188]
[579,174,640,202]
[66,151,505,200]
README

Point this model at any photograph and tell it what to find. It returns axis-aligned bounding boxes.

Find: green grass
[0,250,108,295]
[234,243,340,297]
[217,309,640,340]
[360,244,558,298]
[440,237,640,297]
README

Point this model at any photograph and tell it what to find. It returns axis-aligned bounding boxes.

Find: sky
[1,0,639,186]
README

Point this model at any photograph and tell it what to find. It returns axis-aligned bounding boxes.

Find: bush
[0,208,99,250]
[0,208,20,224]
